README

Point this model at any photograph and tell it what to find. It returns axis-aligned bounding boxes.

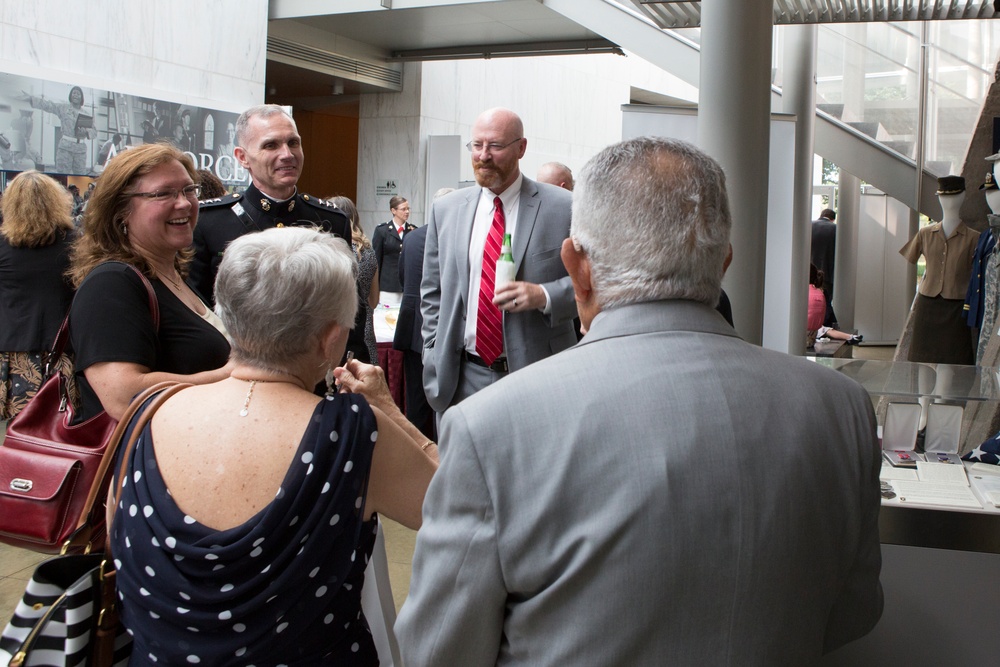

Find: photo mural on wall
[0,72,249,188]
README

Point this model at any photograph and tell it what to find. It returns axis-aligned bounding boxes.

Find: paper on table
[970,475,1000,507]
[891,480,982,508]
[880,465,918,481]
[970,462,1000,476]
[916,461,969,485]
[972,475,1000,507]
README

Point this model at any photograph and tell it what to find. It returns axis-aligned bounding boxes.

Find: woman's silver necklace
[237,379,286,417]
[233,377,301,417]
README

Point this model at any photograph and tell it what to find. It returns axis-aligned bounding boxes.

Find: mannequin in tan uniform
[899,175,978,364]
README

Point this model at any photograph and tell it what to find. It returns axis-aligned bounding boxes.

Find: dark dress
[351,243,378,364]
[111,392,380,666]
[69,262,231,422]
[0,230,75,419]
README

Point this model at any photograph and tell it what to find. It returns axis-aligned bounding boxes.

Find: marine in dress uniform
[189,182,350,304]
[371,220,416,293]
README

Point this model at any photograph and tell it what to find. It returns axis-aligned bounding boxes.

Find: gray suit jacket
[396,300,883,666]
[419,177,578,412]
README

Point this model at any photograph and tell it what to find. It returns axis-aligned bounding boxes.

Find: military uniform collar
[245,183,300,216]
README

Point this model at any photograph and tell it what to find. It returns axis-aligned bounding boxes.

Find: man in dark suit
[420,108,578,412]
[393,223,434,438]
[810,207,838,326]
[189,104,349,304]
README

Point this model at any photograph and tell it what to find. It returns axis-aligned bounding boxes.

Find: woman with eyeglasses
[68,143,232,423]
[371,195,413,302]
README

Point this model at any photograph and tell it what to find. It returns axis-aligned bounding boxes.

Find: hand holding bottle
[494,233,516,290]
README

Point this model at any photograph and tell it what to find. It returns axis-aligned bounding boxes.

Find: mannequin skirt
[908,295,975,365]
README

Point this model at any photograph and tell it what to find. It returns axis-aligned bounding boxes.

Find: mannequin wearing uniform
[976,163,1000,363]
[900,175,978,364]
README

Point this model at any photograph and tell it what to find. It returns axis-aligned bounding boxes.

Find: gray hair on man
[235,104,297,147]
[571,137,731,309]
[215,227,358,368]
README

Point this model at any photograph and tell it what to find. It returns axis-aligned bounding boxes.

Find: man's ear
[562,237,599,334]
[561,237,592,300]
[233,146,249,170]
[723,243,733,275]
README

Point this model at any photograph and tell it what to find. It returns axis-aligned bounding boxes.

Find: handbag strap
[12,386,187,667]
[8,559,104,667]
[62,380,187,554]
[94,383,190,666]
[106,381,191,538]
[10,382,183,667]
[45,263,160,376]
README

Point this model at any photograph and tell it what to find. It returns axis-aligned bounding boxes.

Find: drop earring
[121,223,128,237]
[324,363,336,398]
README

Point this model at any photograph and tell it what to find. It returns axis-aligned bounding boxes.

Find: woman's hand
[333,359,396,415]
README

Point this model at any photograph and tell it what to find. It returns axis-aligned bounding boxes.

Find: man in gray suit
[397,137,883,665]
[420,108,577,412]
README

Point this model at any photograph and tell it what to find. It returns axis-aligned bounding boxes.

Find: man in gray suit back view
[396,137,883,666]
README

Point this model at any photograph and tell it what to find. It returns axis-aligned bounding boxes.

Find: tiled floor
[381,518,418,613]
[0,542,48,629]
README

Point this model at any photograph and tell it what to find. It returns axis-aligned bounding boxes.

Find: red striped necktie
[476,197,505,365]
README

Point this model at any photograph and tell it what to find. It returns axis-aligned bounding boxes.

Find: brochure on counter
[879,459,1000,510]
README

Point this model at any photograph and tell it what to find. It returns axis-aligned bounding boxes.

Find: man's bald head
[537,162,574,191]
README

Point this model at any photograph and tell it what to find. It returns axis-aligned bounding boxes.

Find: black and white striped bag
[0,383,183,667]
[0,551,132,666]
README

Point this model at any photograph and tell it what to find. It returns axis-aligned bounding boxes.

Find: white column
[781,24,818,355]
[836,171,861,330]
[698,0,774,344]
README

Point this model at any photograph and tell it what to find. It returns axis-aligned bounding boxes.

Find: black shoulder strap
[46,263,159,376]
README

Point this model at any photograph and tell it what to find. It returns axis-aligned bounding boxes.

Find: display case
[810,359,1000,667]
[811,357,1000,542]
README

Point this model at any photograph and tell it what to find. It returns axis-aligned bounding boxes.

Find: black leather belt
[463,351,508,374]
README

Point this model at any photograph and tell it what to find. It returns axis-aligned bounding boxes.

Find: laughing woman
[68,143,232,422]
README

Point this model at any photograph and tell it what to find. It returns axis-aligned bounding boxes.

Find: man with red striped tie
[419,107,577,414]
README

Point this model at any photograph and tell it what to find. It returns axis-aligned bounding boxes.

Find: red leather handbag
[0,264,158,554]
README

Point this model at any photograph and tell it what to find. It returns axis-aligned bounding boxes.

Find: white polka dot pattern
[111,391,380,664]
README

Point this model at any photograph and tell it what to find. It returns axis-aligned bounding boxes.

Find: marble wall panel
[420,61,462,125]
[1,0,266,113]
[3,26,50,69]
[361,61,423,120]
[88,1,151,57]
[357,114,422,235]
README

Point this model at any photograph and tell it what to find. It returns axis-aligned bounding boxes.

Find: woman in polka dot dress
[109,227,438,666]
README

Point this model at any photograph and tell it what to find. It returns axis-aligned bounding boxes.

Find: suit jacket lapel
[513,178,540,272]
